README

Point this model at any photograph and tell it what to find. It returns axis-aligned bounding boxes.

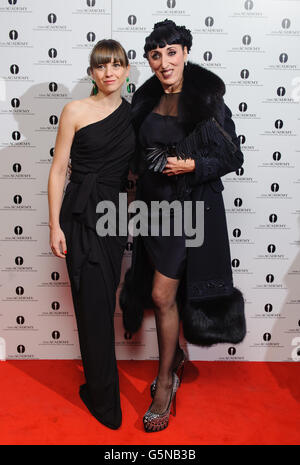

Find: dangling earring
[126,77,130,93]
[184,61,187,67]
[92,79,98,95]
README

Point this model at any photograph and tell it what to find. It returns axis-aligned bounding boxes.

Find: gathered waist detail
[70,171,121,216]
[65,171,124,292]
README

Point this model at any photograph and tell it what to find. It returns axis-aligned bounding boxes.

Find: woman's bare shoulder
[60,99,93,130]
[63,97,92,115]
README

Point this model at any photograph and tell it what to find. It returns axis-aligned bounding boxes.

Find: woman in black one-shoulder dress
[48,40,135,429]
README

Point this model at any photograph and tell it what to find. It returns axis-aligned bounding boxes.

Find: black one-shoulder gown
[59,98,135,429]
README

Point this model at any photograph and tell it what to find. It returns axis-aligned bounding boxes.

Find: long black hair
[143,19,193,59]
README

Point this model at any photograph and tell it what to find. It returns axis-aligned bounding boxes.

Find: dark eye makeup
[97,61,121,68]
[150,49,177,59]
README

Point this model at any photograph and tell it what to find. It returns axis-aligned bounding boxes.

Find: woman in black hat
[120,19,246,432]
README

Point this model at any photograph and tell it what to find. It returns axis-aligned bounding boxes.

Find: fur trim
[181,287,246,347]
[131,61,226,131]
[178,61,225,126]
[119,267,155,333]
[119,268,144,333]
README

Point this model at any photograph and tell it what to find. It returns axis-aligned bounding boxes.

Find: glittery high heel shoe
[143,372,180,433]
[150,348,187,398]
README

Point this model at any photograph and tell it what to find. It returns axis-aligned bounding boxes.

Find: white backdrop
[0,0,299,362]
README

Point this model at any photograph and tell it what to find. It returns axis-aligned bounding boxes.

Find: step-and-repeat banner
[0,0,299,361]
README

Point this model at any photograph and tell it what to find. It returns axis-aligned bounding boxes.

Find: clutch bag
[144,144,187,173]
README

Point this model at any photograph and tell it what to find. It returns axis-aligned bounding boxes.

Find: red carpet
[0,360,299,445]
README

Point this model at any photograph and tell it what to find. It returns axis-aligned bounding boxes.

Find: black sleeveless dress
[138,92,188,279]
[59,98,135,429]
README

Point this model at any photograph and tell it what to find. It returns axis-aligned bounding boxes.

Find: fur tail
[119,268,145,334]
[181,287,246,347]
